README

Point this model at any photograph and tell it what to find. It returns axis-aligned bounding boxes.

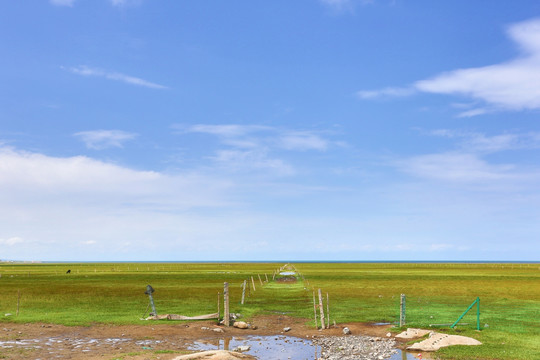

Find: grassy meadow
[0,262,538,360]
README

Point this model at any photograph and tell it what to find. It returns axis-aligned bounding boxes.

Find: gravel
[313,335,398,360]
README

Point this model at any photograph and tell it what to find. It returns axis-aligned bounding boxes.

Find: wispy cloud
[320,0,374,11]
[50,0,75,6]
[430,129,540,153]
[358,18,540,116]
[181,124,331,151]
[66,65,168,89]
[110,0,142,7]
[74,130,138,150]
[184,124,271,138]
[397,130,540,184]
[174,124,334,176]
[356,87,416,99]
[278,132,329,151]
[0,237,24,246]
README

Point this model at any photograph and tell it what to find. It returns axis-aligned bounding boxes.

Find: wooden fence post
[326,292,330,328]
[312,291,318,329]
[400,294,406,327]
[16,290,20,317]
[318,289,325,330]
[241,280,246,305]
[258,274,263,286]
[251,276,256,291]
[265,273,268,282]
[217,292,221,325]
[224,282,230,326]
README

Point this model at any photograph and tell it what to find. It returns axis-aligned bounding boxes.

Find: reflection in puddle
[189,335,319,360]
[279,271,296,276]
[188,335,424,360]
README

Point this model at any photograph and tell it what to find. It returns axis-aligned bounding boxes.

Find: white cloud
[359,18,540,115]
[320,0,374,11]
[397,130,540,185]
[356,87,416,99]
[0,146,230,207]
[50,0,75,6]
[430,130,540,153]
[0,237,24,246]
[177,124,333,175]
[278,132,329,151]
[110,0,142,7]
[212,149,294,176]
[184,124,270,138]
[74,130,138,150]
[399,152,518,183]
[66,65,168,89]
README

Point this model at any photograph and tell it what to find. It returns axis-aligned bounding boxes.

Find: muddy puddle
[189,335,424,360]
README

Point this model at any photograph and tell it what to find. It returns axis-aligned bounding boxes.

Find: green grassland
[0,262,538,360]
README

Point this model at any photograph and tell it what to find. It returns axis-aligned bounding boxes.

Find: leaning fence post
[241,280,247,305]
[400,294,406,327]
[251,276,256,291]
[145,285,157,318]
[224,282,230,326]
[258,274,263,286]
[318,289,326,329]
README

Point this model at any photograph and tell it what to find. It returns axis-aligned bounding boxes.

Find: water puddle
[279,271,296,276]
[189,335,320,360]
[188,335,424,360]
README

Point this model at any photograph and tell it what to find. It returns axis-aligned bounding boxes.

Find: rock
[313,335,397,359]
[233,321,249,329]
[283,327,291,332]
[395,328,431,339]
[212,328,224,333]
[251,325,258,330]
[173,350,255,360]
[342,327,351,335]
[231,313,242,320]
[386,332,392,337]
[233,345,250,352]
[407,332,482,351]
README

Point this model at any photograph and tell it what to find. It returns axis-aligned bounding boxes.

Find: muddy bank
[0,316,396,359]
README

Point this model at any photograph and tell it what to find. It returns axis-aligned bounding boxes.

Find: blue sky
[1,0,540,261]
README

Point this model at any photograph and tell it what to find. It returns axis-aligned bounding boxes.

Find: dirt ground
[0,316,396,360]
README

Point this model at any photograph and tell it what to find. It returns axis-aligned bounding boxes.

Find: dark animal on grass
[66,269,71,274]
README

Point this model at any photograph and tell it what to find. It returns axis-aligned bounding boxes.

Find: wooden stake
[217,292,221,325]
[258,274,263,286]
[265,273,268,282]
[16,290,20,317]
[241,280,246,305]
[251,276,256,291]
[326,292,330,328]
[224,282,230,327]
[318,289,325,329]
[400,294,406,327]
[312,291,318,329]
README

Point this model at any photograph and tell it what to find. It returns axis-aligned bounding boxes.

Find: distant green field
[0,262,538,360]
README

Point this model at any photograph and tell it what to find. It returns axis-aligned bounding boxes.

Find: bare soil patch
[0,316,393,359]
